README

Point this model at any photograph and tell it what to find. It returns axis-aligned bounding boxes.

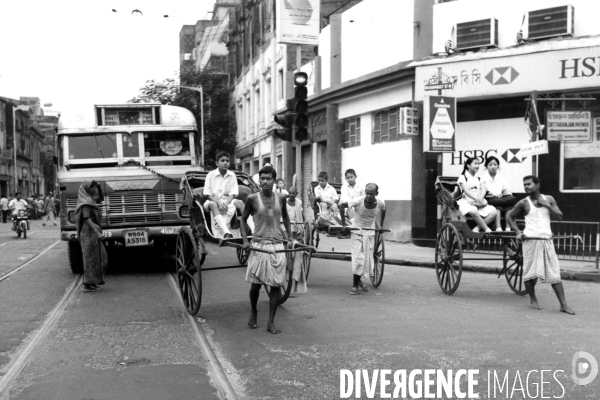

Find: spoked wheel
[435,223,463,295]
[370,232,385,288]
[503,239,527,296]
[303,221,313,280]
[310,221,321,249]
[175,228,202,315]
[237,247,250,265]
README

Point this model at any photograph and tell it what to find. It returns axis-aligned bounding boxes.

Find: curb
[312,254,600,283]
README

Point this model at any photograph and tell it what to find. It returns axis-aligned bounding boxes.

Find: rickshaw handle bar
[218,239,276,255]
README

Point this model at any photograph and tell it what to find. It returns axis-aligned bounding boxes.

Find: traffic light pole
[295,45,303,205]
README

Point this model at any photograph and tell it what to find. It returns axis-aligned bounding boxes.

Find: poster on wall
[441,118,533,194]
[423,95,456,152]
[276,0,320,45]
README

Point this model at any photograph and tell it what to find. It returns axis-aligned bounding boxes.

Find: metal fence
[471,220,599,269]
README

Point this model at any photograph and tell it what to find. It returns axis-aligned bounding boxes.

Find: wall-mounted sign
[310,111,327,142]
[521,140,549,157]
[399,107,419,135]
[424,95,456,152]
[276,0,320,45]
[546,110,592,142]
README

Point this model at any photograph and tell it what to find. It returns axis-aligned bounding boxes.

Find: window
[68,134,117,160]
[278,69,284,100]
[561,120,600,191]
[122,133,140,159]
[343,117,361,148]
[143,132,191,158]
[372,107,399,144]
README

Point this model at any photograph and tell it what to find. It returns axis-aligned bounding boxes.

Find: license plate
[125,230,148,247]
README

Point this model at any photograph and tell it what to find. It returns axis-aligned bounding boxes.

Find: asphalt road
[0,222,598,399]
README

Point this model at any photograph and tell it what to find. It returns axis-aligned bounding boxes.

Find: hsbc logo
[501,148,527,164]
[485,67,520,85]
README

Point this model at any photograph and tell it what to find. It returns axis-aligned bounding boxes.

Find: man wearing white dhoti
[241,165,298,334]
[339,183,386,295]
[507,175,575,315]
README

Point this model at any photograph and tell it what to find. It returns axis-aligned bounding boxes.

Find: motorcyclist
[9,192,29,231]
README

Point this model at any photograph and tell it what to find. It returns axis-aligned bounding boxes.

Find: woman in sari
[74,180,107,292]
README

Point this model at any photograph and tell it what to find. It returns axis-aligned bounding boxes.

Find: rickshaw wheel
[303,221,312,280]
[175,228,202,315]
[370,232,385,288]
[310,221,320,249]
[435,223,463,295]
[264,254,294,305]
[237,247,250,265]
[503,239,527,296]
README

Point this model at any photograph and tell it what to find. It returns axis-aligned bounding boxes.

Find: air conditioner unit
[454,19,498,51]
[526,5,574,40]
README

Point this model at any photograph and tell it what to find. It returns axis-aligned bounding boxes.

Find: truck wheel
[68,241,84,274]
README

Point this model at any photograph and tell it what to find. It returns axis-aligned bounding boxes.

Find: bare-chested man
[506,175,575,315]
[240,165,298,334]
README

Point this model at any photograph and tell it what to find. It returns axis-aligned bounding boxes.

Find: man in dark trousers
[240,165,297,334]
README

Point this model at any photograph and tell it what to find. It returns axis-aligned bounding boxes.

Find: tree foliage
[128,70,236,169]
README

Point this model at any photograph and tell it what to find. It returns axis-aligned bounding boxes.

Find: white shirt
[275,187,289,196]
[480,170,511,197]
[0,197,8,211]
[203,169,239,200]
[457,173,484,201]
[340,182,365,204]
[9,199,29,212]
[314,184,339,203]
[349,196,385,235]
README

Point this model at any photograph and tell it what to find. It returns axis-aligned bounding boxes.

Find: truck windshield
[69,134,117,160]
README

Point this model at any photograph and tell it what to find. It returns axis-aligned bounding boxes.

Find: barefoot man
[506,175,575,315]
[339,183,386,295]
[241,165,298,333]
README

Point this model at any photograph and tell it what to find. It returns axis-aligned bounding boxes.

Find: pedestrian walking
[506,175,575,315]
[74,180,107,292]
[0,195,9,223]
[36,196,44,218]
[339,183,386,295]
[43,192,58,226]
[240,165,297,334]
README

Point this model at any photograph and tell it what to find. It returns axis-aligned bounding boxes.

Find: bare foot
[267,323,281,334]
[560,306,576,315]
[529,300,542,310]
[247,312,257,328]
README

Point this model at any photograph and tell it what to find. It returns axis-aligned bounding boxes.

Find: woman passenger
[456,157,497,233]
[481,156,513,232]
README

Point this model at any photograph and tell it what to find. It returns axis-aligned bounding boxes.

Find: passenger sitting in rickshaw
[314,171,342,226]
[202,151,255,238]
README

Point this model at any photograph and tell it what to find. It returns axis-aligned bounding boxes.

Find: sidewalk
[313,235,600,283]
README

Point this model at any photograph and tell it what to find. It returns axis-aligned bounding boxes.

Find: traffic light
[273,105,294,142]
[293,72,308,142]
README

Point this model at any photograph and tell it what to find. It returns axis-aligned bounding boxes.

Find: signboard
[521,140,549,157]
[399,107,419,135]
[276,0,320,45]
[546,110,592,142]
[414,45,600,102]
[424,96,456,152]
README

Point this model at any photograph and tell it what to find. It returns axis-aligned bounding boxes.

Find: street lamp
[155,83,204,168]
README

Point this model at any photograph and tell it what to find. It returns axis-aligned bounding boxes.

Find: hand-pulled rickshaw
[305,181,389,288]
[434,176,580,296]
[173,170,314,316]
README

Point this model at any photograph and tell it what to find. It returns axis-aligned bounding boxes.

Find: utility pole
[12,106,18,196]
[295,44,302,206]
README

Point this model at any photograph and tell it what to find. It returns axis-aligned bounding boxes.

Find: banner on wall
[424,95,456,152]
[442,118,533,194]
[276,0,320,45]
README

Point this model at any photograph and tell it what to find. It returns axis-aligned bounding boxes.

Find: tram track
[0,240,61,284]
[0,274,82,399]
[166,273,240,400]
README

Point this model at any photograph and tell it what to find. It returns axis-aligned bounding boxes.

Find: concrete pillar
[330,14,342,86]
[325,104,343,184]
[283,141,294,188]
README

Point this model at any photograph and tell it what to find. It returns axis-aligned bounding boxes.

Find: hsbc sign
[414,43,600,101]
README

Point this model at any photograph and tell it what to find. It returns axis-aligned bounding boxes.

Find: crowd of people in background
[0,192,59,224]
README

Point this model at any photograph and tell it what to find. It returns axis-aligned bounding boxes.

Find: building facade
[411,0,600,243]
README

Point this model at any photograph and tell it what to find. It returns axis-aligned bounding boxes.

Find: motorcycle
[12,208,31,239]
